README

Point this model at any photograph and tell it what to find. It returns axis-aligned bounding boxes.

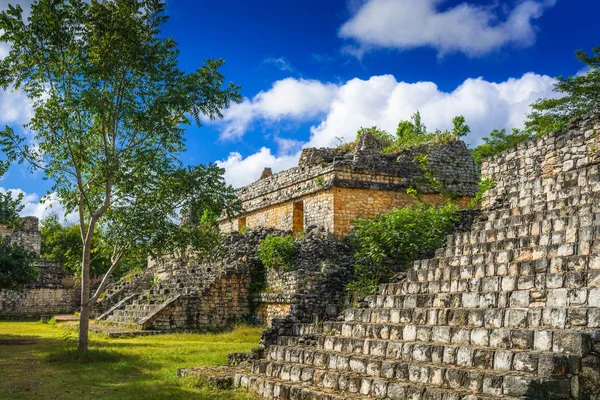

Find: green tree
[40,215,111,276]
[451,115,470,138]
[0,235,39,289]
[471,128,535,164]
[0,0,241,351]
[396,110,427,140]
[0,190,23,228]
[526,46,600,135]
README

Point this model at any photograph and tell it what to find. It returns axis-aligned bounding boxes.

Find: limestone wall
[0,218,80,318]
[481,114,600,209]
[0,216,42,254]
[332,187,471,237]
[0,287,79,319]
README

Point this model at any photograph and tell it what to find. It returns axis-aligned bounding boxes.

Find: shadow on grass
[0,331,257,400]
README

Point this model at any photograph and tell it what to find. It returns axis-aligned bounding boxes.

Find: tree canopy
[526,46,600,135]
[0,0,241,351]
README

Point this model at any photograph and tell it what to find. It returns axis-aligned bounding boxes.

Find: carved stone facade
[219,136,479,238]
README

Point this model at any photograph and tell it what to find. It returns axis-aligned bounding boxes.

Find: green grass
[0,321,262,400]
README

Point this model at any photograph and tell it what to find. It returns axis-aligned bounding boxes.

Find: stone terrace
[233,114,600,399]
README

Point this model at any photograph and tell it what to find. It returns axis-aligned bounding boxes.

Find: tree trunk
[77,235,93,352]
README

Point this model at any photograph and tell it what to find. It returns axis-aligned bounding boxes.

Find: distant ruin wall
[0,218,80,319]
[0,216,42,254]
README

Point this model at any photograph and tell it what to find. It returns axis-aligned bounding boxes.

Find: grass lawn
[0,321,262,400]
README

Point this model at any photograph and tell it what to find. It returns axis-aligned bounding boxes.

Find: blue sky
[0,0,598,220]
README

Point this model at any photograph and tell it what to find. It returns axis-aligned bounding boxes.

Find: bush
[0,236,39,289]
[346,203,460,297]
[257,235,298,272]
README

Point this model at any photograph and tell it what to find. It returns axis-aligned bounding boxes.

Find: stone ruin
[219,134,479,238]
[0,217,79,319]
[95,135,479,332]
[230,115,600,399]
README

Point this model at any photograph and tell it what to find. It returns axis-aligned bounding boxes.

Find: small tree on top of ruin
[0,0,241,351]
[526,46,600,135]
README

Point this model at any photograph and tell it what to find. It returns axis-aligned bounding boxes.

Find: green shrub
[257,235,298,272]
[0,236,39,289]
[346,203,460,297]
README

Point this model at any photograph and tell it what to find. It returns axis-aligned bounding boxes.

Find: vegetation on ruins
[470,128,535,164]
[526,46,600,135]
[0,190,24,228]
[0,321,261,399]
[346,203,460,297]
[257,235,298,273]
[0,236,39,289]
[0,0,241,351]
[351,112,471,155]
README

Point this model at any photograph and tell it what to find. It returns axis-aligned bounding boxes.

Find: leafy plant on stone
[257,235,298,273]
[0,0,241,351]
[346,203,460,297]
[382,112,471,154]
[526,46,600,136]
[0,235,39,289]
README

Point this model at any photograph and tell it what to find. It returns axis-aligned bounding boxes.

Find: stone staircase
[233,115,600,399]
[97,262,252,330]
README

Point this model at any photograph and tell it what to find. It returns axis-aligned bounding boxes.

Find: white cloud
[215,72,557,187]
[216,148,299,188]
[0,187,78,224]
[0,86,34,125]
[307,72,557,148]
[339,0,556,57]
[216,78,339,140]
[262,57,295,72]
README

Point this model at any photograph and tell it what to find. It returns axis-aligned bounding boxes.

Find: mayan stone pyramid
[234,114,600,399]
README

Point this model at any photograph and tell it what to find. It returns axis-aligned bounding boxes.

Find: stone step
[364,287,599,311]
[236,373,370,400]
[311,322,593,355]
[342,306,600,330]
[250,357,569,399]
[235,370,538,399]
[399,258,596,291]
[415,243,595,275]
[269,336,586,374]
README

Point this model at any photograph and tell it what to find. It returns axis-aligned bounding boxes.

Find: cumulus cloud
[0,187,78,224]
[217,78,339,140]
[339,0,556,57]
[307,72,557,148]
[215,72,557,187]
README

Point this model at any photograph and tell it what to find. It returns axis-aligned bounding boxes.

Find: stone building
[0,217,79,319]
[219,133,480,238]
